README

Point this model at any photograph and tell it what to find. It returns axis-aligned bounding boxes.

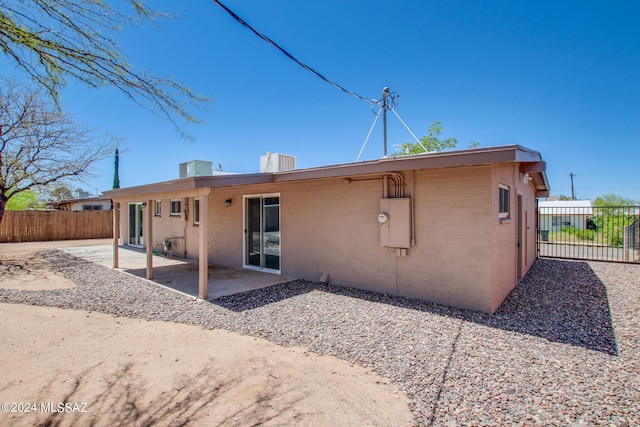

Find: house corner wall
[490,163,538,313]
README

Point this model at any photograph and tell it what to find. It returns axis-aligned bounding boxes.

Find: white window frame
[243,192,281,274]
[499,185,510,218]
[155,200,162,217]
[170,199,181,216]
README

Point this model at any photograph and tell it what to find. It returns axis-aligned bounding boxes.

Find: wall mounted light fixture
[224,198,232,207]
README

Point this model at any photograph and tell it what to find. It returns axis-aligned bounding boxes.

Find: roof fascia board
[103,145,549,198]
[105,179,199,200]
[274,146,527,183]
[51,196,106,204]
[522,161,546,173]
[105,174,273,200]
[202,173,274,188]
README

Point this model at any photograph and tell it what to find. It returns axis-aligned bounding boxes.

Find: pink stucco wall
[116,162,539,313]
[490,163,538,312]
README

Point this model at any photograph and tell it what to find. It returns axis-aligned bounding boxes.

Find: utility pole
[381,87,390,157]
[570,172,576,200]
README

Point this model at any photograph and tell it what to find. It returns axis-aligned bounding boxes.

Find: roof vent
[260,152,296,173]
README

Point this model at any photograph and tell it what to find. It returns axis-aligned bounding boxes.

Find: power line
[211,0,373,103]
[211,2,428,160]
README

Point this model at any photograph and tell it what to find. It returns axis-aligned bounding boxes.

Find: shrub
[560,226,595,241]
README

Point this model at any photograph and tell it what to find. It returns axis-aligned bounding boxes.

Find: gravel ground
[1,250,638,426]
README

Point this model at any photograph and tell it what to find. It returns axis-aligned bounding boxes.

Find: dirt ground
[0,240,413,426]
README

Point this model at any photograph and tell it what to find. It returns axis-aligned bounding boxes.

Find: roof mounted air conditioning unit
[260,152,296,173]
[179,160,213,178]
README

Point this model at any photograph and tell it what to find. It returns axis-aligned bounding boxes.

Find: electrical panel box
[379,198,411,249]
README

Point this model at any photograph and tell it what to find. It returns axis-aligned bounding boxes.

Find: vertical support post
[112,202,119,268]
[623,225,630,262]
[146,199,153,279]
[198,193,209,299]
[635,215,640,263]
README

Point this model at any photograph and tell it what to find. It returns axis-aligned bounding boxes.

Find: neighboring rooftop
[539,200,593,215]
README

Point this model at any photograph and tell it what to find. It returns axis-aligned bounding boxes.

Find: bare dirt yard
[0,240,412,426]
[3,239,638,425]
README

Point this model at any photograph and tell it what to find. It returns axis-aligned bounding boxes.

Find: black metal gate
[538,205,640,263]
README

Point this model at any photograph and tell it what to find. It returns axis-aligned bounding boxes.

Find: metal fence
[538,205,640,263]
[0,210,113,243]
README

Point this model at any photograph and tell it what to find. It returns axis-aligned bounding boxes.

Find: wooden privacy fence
[0,210,113,243]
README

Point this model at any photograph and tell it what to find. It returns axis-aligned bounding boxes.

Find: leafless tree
[0,81,117,223]
[0,0,210,137]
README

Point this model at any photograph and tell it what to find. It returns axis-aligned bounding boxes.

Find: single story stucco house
[48,194,112,211]
[538,200,594,232]
[104,145,550,314]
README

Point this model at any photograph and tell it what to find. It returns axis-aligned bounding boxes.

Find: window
[171,200,181,216]
[82,205,103,211]
[552,216,571,229]
[499,185,510,218]
[155,200,162,216]
[193,199,200,225]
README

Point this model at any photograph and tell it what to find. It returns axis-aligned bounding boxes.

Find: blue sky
[19,1,640,200]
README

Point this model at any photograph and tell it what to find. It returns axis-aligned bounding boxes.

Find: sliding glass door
[244,195,280,272]
[128,202,144,246]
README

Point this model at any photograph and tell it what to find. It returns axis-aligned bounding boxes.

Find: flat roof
[105,144,550,199]
[539,200,593,215]
[539,200,592,208]
[47,196,110,206]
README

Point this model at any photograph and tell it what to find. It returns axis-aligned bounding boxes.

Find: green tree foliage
[5,189,42,210]
[593,193,638,207]
[0,82,116,223]
[0,0,210,137]
[393,121,479,155]
[591,211,637,248]
[591,195,639,248]
[113,149,120,189]
[48,184,73,201]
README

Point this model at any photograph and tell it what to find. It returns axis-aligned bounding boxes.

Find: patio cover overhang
[104,144,550,299]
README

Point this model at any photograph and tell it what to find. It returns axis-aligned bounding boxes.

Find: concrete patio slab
[62,245,292,299]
